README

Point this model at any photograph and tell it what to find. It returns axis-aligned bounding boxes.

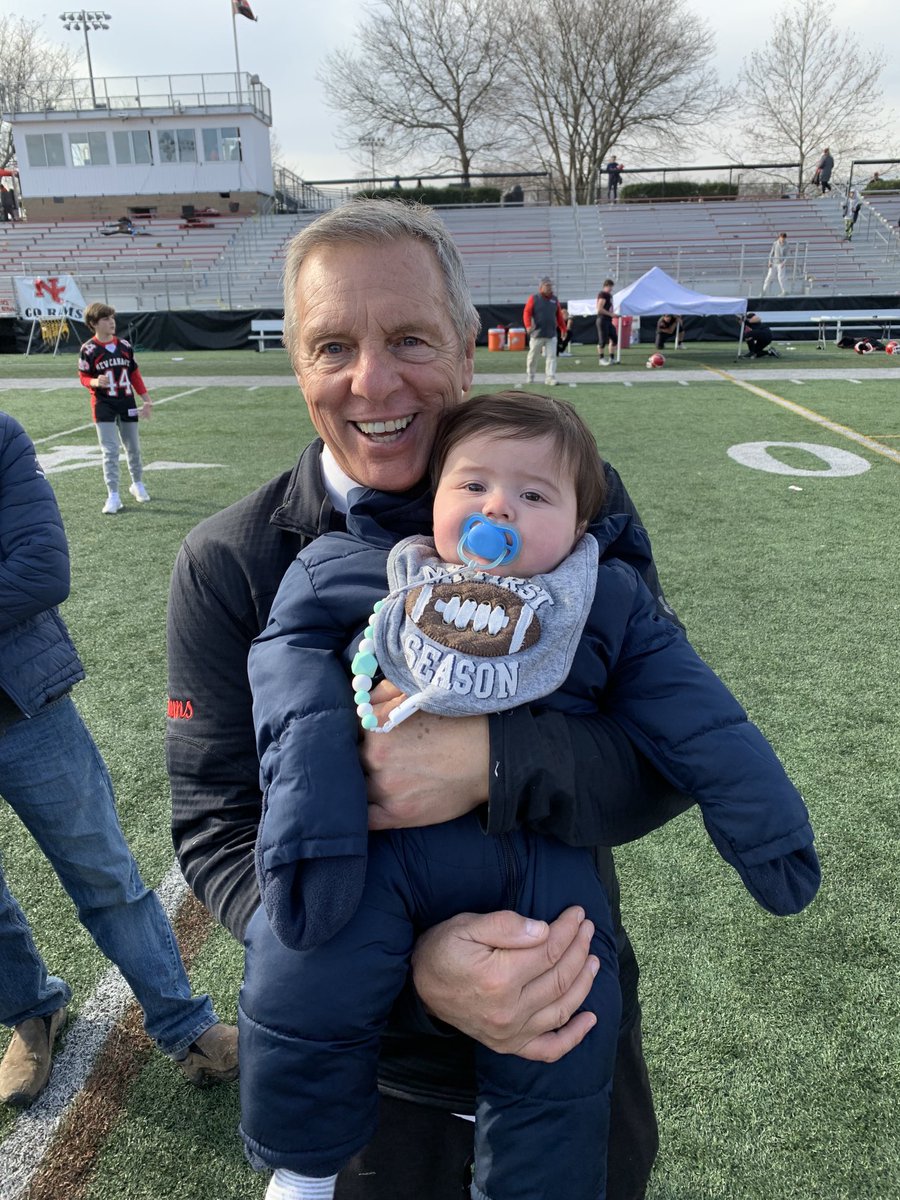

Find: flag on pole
[233,0,257,19]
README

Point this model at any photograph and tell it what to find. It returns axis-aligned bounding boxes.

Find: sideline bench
[754,309,900,349]
[249,319,284,351]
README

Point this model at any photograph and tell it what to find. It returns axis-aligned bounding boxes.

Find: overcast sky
[4,0,898,181]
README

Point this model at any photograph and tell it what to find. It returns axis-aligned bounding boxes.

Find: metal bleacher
[0,215,248,314]
[4,192,898,316]
[594,192,900,297]
[187,212,320,309]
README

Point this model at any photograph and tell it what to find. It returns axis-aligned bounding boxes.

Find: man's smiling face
[292,237,475,494]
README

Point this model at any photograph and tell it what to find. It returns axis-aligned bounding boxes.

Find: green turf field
[0,345,898,1199]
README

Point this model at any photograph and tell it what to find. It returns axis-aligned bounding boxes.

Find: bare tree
[738,0,889,188]
[505,0,723,204]
[0,16,81,168]
[320,0,512,181]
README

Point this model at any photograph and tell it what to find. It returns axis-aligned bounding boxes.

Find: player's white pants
[762,262,786,296]
[95,418,143,493]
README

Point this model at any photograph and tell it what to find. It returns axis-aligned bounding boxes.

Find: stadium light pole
[359,135,385,190]
[59,10,112,109]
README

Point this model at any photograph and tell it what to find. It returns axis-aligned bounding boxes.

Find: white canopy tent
[612,267,747,361]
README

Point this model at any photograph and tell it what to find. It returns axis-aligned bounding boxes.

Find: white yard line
[5,368,900,390]
[0,864,189,1200]
[705,367,900,467]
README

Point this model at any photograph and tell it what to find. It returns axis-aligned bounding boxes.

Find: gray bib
[372,534,599,716]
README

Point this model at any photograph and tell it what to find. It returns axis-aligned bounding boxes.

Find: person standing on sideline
[0,411,239,1109]
[523,276,566,386]
[813,147,834,194]
[596,279,617,364]
[761,233,788,297]
[167,200,695,1200]
[78,303,152,515]
[557,304,574,356]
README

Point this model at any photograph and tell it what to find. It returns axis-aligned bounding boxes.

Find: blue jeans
[0,695,216,1055]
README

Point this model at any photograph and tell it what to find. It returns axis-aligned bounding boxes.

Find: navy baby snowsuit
[241,489,818,1200]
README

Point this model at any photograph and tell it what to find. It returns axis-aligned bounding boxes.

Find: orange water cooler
[507,327,527,351]
[487,328,506,351]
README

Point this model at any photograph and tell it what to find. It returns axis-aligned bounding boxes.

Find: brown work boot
[0,1007,68,1108]
[176,1022,238,1085]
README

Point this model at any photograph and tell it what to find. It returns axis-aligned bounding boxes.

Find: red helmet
[646,352,666,368]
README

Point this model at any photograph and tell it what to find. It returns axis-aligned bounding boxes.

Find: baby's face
[432,431,581,577]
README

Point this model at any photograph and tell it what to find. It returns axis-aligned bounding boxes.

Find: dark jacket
[166,438,690,1107]
[253,501,817,956]
[0,413,84,722]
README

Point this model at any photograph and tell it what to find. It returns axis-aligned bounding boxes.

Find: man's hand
[411,907,599,1062]
[140,398,153,419]
[361,681,489,831]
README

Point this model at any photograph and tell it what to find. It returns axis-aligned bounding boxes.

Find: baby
[241,391,819,1200]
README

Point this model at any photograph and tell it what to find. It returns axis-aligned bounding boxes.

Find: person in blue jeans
[0,411,239,1108]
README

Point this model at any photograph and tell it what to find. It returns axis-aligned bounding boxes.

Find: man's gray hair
[282,200,480,362]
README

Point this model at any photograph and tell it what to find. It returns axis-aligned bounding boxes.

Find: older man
[167,201,688,1199]
[523,276,567,386]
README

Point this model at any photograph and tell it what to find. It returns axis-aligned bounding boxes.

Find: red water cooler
[613,316,633,349]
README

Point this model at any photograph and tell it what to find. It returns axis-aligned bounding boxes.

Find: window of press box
[25,133,65,168]
[114,130,153,166]
[70,132,110,168]
[158,128,198,164]
[202,127,242,162]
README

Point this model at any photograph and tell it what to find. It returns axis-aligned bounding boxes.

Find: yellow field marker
[703,365,900,467]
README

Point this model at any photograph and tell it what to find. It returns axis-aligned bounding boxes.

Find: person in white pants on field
[77,302,153,515]
[761,233,788,297]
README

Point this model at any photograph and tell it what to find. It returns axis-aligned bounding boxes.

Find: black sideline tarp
[2,295,898,354]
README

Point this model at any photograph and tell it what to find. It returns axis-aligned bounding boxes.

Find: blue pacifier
[457,515,521,570]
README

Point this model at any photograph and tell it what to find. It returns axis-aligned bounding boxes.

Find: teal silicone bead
[351,650,378,676]
[373,599,384,612]
[361,713,378,730]
[364,625,374,639]
[354,690,371,705]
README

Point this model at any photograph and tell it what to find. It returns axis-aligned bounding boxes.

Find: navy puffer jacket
[0,412,84,716]
[251,491,819,955]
